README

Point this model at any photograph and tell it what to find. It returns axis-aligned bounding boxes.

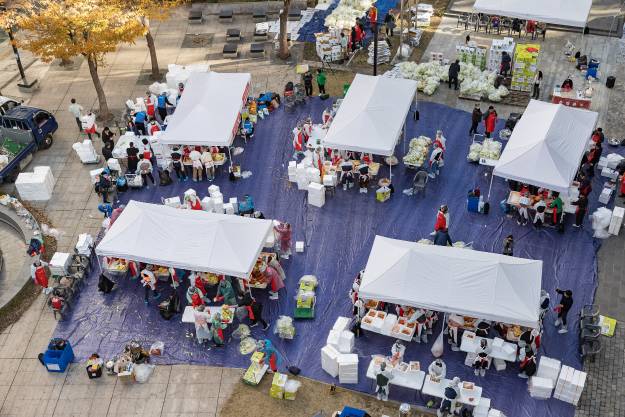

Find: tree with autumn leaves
[15,0,145,119]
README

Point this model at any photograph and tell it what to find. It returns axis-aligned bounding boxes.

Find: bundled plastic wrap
[284,379,302,400]
[325,0,374,29]
[299,275,318,288]
[467,143,483,162]
[275,316,296,339]
[417,238,433,245]
[133,363,155,383]
[404,136,432,166]
[232,324,251,340]
[239,337,258,355]
[591,207,612,239]
[480,139,502,160]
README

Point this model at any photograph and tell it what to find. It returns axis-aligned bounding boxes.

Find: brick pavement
[0,4,623,417]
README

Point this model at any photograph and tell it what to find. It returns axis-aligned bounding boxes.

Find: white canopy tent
[359,236,543,328]
[159,72,251,148]
[322,73,417,161]
[95,200,272,278]
[490,100,598,197]
[472,0,592,28]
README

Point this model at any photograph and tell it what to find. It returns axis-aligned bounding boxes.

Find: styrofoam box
[210,192,223,204]
[473,397,491,417]
[323,175,336,186]
[213,201,224,214]
[333,316,351,332]
[321,345,340,378]
[529,376,554,398]
[537,356,561,383]
[487,410,503,417]
[208,185,220,196]
[90,168,105,184]
[49,252,71,276]
[338,330,354,353]
[296,241,304,252]
[107,158,122,172]
[228,197,238,213]
[75,233,93,256]
[201,196,212,211]
[597,156,608,170]
[223,203,234,215]
[601,167,618,179]
[606,153,624,169]
[326,330,341,348]
[599,188,613,204]
[493,358,506,371]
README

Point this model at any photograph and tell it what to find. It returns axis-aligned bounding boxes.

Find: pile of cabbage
[391,61,448,96]
[325,0,373,29]
[403,136,432,166]
[458,62,510,101]
[467,139,502,162]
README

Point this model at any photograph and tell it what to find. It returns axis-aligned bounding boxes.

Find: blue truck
[0,104,58,183]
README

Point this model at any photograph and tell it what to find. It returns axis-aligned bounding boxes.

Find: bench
[250,43,265,58]
[288,7,301,21]
[226,28,241,42]
[223,43,238,58]
[219,9,233,23]
[252,8,268,22]
[188,10,203,24]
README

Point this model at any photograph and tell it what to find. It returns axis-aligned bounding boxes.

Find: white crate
[609,206,624,235]
[295,241,304,252]
[536,356,561,384]
[163,196,181,208]
[75,234,93,257]
[321,345,339,378]
[599,188,613,204]
[49,252,71,276]
[326,330,341,349]
[223,203,235,215]
[338,330,354,353]
[333,316,351,332]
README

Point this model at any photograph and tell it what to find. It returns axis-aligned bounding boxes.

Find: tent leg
[487,171,494,201]
[228,146,233,169]
[390,160,393,181]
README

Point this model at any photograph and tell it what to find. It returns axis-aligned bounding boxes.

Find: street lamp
[0,6,38,92]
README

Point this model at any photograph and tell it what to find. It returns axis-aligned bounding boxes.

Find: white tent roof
[159,72,251,147]
[473,0,592,28]
[493,100,598,193]
[95,201,272,278]
[322,74,417,156]
[359,236,543,328]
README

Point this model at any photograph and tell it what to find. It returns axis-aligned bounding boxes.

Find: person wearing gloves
[193,306,211,344]
[184,192,202,210]
[274,222,292,259]
[428,358,447,380]
[473,339,491,377]
[447,315,463,351]
[214,277,237,306]
[554,288,573,333]
[407,308,429,343]
[241,293,270,330]
[262,261,285,300]
[210,312,227,347]
[186,285,205,308]
[200,148,215,181]
[31,260,50,293]
[259,339,280,372]
[549,191,564,227]
[533,197,546,228]
[374,362,393,401]
[437,377,461,417]
[390,340,405,365]
[82,111,100,140]
[140,266,159,304]
[518,348,537,378]
[428,142,443,179]
[137,156,155,188]
[189,147,203,182]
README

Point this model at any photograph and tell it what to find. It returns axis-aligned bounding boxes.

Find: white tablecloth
[181,305,236,324]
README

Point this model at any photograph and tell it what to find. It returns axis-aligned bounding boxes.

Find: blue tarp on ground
[55,98,610,417]
[298,0,399,42]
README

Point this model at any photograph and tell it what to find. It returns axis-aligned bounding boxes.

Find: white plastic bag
[431,316,446,357]
[133,363,155,383]
[149,341,164,356]
[591,207,612,239]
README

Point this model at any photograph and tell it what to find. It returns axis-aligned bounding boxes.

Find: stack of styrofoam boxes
[535,356,561,393]
[308,182,325,207]
[49,252,71,277]
[295,163,309,190]
[337,354,358,384]
[609,206,624,235]
[473,397,491,417]
[553,365,587,406]
[321,317,358,383]
[15,166,55,201]
[606,153,624,170]
[224,202,235,215]
[72,140,98,163]
[107,158,122,173]
[208,185,223,213]
[599,187,613,204]
[600,166,619,180]
[306,167,321,184]
[323,174,337,187]
[75,234,93,257]
[288,161,297,183]
[529,376,554,399]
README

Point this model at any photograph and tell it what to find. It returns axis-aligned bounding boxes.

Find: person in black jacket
[469,104,482,136]
[554,288,573,333]
[241,293,269,330]
[102,141,113,161]
[572,194,588,227]
[448,60,460,90]
[303,71,313,96]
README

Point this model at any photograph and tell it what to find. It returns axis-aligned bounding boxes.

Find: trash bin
[606,76,616,88]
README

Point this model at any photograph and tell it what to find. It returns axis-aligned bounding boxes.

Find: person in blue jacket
[134,111,147,135]
[156,92,173,122]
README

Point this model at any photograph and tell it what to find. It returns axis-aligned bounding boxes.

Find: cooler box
[467,196,480,213]
[43,341,74,372]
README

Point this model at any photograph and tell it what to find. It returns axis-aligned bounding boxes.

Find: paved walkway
[0,4,623,417]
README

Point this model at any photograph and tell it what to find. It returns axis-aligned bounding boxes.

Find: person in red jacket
[433,205,449,233]
[484,106,497,138]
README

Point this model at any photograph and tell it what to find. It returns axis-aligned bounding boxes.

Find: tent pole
[228,146,233,169]
[487,171,494,200]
